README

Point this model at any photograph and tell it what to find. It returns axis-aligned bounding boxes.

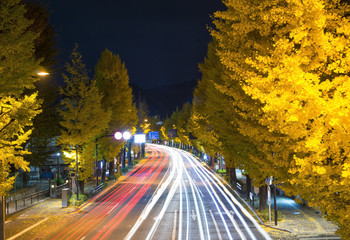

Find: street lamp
[35,66,50,76]
[56,152,61,185]
[95,132,127,185]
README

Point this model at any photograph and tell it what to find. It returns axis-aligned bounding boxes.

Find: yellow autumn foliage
[211,0,350,238]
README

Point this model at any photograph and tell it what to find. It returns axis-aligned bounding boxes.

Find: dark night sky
[47,0,223,89]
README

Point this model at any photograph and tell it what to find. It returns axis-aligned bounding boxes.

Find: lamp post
[95,132,127,184]
[75,145,79,200]
[56,152,60,185]
[123,131,131,169]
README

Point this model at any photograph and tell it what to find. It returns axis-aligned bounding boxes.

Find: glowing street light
[35,66,50,76]
[36,71,49,76]
[114,131,123,140]
[123,131,131,140]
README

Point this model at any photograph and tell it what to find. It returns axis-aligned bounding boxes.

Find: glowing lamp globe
[123,131,131,140]
[114,131,123,140]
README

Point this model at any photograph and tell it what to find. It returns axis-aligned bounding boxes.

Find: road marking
[197,187,204,198]
[172,210,177,240]
[5,220,12,224]
[7,218,48,240]
[80,237,86,240]
[209,210,223,240]
[191,210,197,220]
[107,203,119,214]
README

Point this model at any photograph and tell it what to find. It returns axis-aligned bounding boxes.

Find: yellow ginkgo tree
[212,0,350,237]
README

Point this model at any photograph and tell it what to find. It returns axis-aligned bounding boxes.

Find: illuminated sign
[134,134,146,143]
[148,131,159,140]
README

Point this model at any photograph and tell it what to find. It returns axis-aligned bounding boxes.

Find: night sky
[47,0,223,89]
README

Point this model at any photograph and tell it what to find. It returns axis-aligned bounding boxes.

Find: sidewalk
[262,196,339,240]
[226,169,341,240]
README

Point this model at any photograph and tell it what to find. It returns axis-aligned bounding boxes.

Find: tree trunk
[109,160,115,178]
[79,180,85,195]
[259,185,267,211]
[231,167,237,186]
[246,175,251,200]
[117,154,121,174]
[226,167,231,182]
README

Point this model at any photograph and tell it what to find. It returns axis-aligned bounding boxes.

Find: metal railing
[90,183,104,196]
[5,189,50,215]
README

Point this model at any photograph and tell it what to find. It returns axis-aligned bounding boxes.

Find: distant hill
[131,80,197,119]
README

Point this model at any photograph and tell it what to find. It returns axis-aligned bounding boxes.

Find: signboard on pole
[148,131,159,140]
[134,134,146,143]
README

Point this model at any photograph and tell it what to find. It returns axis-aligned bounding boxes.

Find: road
[7,144,272,240]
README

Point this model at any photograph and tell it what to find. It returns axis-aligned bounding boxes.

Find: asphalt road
[6,144,272,240]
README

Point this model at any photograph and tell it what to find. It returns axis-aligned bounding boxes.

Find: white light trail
[182,179,190,240]
[182,153,242,240]
[123,149,173,240]
[186,152,272,240]
[145,148,183,240]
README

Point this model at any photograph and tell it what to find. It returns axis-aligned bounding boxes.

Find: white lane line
[172,210,178,240]
[7,217,49,240]
[5,220,12,224]
[209,210,223,240]
[107,203,119,215]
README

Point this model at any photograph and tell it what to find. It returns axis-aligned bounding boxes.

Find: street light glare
[114,131,123,140]
[37,71,49,76]
[123,131,131,140]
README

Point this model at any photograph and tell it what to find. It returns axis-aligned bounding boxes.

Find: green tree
[24,0,57,69]
[23,1,59,166]
[57,44,111,193]
[94,49,138,177]
[0,0,42,196]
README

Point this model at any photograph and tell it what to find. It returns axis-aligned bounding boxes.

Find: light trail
[44,144,272,240]
[182,178,190,240]
[185,151,272,240]
[145,148,183,240]
[183,152,245,240]
[181,158,210,240]
[123,148,175,240]
[49,147,167,240]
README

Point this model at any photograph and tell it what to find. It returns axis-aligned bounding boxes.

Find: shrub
[69,194,88,206]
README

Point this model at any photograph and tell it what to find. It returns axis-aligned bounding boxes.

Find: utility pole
[75,145,79,200]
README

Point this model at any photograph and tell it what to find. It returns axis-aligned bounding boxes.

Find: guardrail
[90,183,104,196]
[5,189,50,215]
